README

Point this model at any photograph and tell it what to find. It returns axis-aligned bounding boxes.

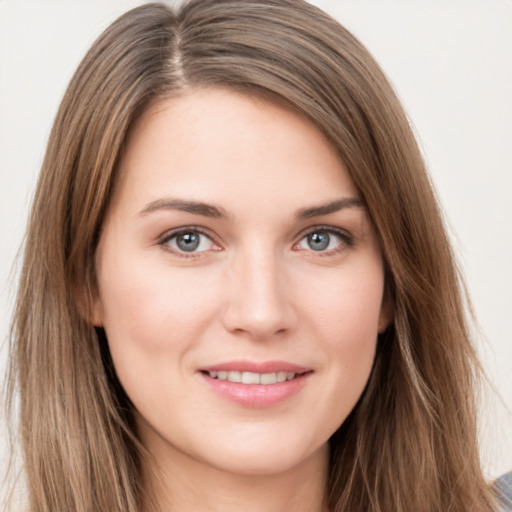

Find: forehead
[112,87,359,216]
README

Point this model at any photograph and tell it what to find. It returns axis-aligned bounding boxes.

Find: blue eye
[297,229,349,252]
[164,230,215,253]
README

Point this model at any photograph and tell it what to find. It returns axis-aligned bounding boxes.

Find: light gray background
[1,0,511,479]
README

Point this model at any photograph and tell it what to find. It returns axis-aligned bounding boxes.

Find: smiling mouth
[201,369,313,385]
[203,370,303,385]
[200,366,312,407]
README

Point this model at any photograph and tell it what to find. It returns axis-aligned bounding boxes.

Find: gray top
[496,472,512,511]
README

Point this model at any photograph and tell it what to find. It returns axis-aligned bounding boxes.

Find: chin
[196,434,329,477]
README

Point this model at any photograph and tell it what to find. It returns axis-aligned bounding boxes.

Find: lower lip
[200,372,311,408]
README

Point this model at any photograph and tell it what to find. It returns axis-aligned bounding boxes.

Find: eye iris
[308,231,330,251]
[176,232,200,252]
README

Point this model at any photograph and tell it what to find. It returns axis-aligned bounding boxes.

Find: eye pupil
[176,232,200,252]
[308,232,330,251]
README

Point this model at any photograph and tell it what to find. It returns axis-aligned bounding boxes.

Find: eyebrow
[296,197,363,219]
[138,198,229,219]
[138,196,363,220]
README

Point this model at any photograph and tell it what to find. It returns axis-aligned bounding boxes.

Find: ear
[89,296,104,327]
[74,280,104,327]
[378,291,394,334]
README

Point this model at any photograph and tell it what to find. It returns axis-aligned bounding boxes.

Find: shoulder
[496,472,512,511]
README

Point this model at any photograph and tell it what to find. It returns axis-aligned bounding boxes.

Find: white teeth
[228,371,242,383]
[208,370,298,384]
[241,371,260,384]
[277,371,287,383]
[260,372,277,385]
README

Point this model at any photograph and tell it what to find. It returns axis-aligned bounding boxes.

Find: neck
[140,440,329,512]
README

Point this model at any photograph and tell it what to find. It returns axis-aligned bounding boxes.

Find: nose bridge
[222,242,296,339]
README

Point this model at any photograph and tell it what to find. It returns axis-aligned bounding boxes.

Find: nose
[221,247,297,340]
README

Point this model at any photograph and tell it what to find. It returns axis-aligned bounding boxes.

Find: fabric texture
[496,472,512,511]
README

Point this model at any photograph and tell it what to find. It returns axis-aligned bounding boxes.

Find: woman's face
[93,88,391,477]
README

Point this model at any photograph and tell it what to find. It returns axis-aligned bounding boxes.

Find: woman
[5,0,509,511]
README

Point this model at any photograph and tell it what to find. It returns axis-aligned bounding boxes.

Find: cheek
[299,262,383,405]
[96,248,223,380]
[303,262,385,342]
[96,254,225,418]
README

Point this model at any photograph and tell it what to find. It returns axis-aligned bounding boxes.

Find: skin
[92,88,391,512]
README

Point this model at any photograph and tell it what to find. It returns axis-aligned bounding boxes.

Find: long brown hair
[5,1,497,510]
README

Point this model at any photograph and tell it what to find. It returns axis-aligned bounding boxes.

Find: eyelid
[293,225,354,254]
[158,226,222,257]
[156,224,353,258]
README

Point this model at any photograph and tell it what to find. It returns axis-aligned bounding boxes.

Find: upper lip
[199,360,311,374]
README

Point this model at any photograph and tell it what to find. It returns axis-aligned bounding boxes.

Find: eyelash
[158,225,354,259]
[159,226,219,259]
[294,225,354,256]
